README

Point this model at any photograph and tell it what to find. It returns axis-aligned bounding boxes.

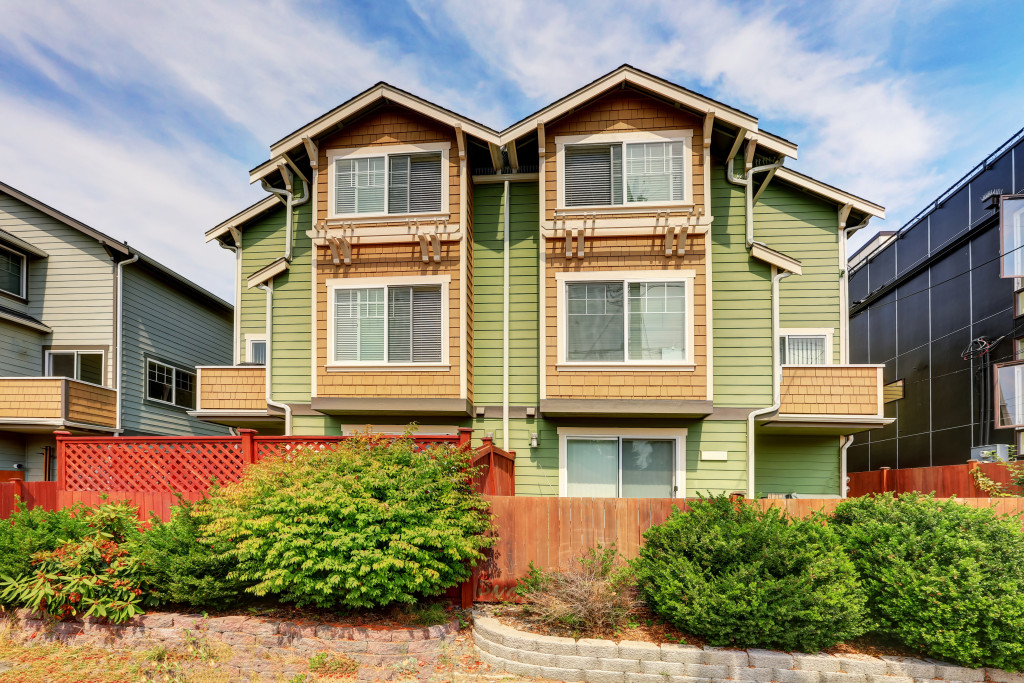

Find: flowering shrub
[0,501,154,624]
[203,432,494,609]
[0,501,93,591]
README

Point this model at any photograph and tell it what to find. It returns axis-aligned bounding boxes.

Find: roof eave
[774,167,885,219]
[205,195,283,243]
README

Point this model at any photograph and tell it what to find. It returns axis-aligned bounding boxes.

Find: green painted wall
[755,181,842,362]
[685,420,749,496]
[755,434,841,495]
[239,198,312,403]
[710,162,773,407]
[472,183,540,407]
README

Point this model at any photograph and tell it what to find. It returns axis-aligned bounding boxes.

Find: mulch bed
[480,603,922,659]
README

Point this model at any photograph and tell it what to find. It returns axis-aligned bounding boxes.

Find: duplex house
[0,181,233,481]
[197,66,887,498]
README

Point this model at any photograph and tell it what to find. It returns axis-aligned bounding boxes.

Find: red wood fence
[467,495,1024,602]
[471,437,516,496]
[847,461,1015,498]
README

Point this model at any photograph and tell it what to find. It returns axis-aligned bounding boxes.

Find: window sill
[325,211,451,223]
[325,364,451,373]
[555,363,695,372]
[553,203,694,215]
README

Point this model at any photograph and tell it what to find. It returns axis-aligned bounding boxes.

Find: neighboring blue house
[0,180,233,481]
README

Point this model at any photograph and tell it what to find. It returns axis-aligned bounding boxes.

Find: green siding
[755,434,841,495]
[686,420,749,496]
[756,182,842,362]
[472,183,540,407]
[711,163,772,407]
[239,199,312,403]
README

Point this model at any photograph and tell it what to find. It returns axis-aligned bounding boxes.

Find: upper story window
[329,143,449,219]
[778,329,833,365]
[1001,196,1024,278]
[0,244,26,299]
[557,131,693,210]
[46,350,104,385]
[556,271,694,367]
[246,336,267,365]
[327,275,449,368]
[147,359,196,410]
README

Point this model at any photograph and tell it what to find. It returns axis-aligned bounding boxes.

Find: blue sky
[2,0,1023,300]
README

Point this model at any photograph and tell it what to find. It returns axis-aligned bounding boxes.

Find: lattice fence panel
[63,439,245,493]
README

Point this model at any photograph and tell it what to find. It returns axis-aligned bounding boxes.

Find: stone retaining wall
[4,609,459,681]
[473,614,1023,683]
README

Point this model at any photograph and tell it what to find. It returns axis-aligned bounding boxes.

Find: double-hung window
[329,276,448,366]
[147,359,196,409]
[46,350,104,385]
[558,131,692,209]
[331,144,448,218]
[560,430,684,498]
[558,272,693,366]
[0,244,26,299]
[1001,196,1024,278]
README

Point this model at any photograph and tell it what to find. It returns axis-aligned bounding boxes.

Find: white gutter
[257,282,292,435]
[840,434,853,498]
[502,179,510,451]
[114,253,139,433]
[725,152,784,249]
[746,268,791,497]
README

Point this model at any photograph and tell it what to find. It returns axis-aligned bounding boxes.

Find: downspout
[502,179,511,451]
[725,153,784,249]
[257,282,292,435]
[260,163,309,263]
[114,252,139,433]
[840,434,853,498]
[746,268,791,497]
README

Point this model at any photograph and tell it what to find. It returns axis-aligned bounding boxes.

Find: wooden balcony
[193,366,282,430]
[0,377,118,433]
[758,365,892,435]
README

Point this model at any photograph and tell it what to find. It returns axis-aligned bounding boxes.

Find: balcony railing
[779,365,884,417]
[0,377,117,431]
[195,366,268,414]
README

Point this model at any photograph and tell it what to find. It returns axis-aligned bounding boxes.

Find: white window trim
[45,349,106,384]
[0,243,27,299]
[146,359,197,409]
[557,426,687,498]
[555,129,694,211]
[326,274,451,370]
[326,142,451,220]
[245,334,267,365]
[555,270,696,369]
[778,327,834,366]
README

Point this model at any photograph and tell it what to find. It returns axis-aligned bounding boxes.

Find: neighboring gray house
[0,181,233,481]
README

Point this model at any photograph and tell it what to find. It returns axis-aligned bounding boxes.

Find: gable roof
[205,195,282,244]
[0,180,232,314]
[774,168,885,220]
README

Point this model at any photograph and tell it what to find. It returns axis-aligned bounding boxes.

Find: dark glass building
[847,128,1024,471]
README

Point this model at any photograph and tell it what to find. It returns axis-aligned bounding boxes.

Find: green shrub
[516,544,637,632]
[131,492,247,610]
[203,433,494,610]
[633,496,867,652]
[0,501,93,589]
[0,501,154,623]
[830,494,1024,670]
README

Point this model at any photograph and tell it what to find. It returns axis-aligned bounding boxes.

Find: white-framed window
[246,335,267,365]
[45,350,105,386]
[327,275,450,368]
[556,130,693,210]
[1001,195,1024,278]
[327,143,450,219]
[778,328,834,365]
[0,244,26,299]
[557,427,686,498]
[996,360,1024,429]
[147,359,196,409]
[555,270,695,368]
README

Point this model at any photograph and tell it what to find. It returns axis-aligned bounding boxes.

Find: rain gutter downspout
[502,179,510,451]
[746,268,791,497]
[114,252,140,433]
[840,434,854,498]
[258,282,292,435]
[260,161,309,263]
[725,154,784,249]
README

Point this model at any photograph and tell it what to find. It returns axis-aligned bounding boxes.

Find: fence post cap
[237,429,258,435]
[53,430,72,437]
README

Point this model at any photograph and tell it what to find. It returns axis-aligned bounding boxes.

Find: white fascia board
[750,243,803,275]
[205,196,283,243]
[268,86,499,159]
[775,168,885,219]
[246,257,289,289]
